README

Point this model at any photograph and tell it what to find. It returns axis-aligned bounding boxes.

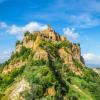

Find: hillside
[0,26,100,100]
[93,68,100,75]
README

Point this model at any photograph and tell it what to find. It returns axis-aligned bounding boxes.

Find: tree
[16,40,20,46]
[24,31,30,36]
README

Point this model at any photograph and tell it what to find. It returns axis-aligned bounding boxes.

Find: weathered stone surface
[16,44,22,53]
[69,63,83,75]
[2,60,25,74]
[72,44,81,60]
[33,35,42,50]
[23,36,34,48]
[9,78,30,100]
[59,48,73,64]
[33,47,48,61]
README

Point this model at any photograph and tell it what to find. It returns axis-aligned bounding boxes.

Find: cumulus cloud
[0,51,11,63]
[7,22,47,35]
[83,53,100,64]
[63,27,79,40]
[0,22,47,39]
[68,14,100,28]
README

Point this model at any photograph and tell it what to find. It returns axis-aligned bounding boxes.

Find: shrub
[24,31,30,36]
[31,33,37,41]
[11,46,33,61]
[32,60,47,66]
[0,65,25,90]
[60,40,72,48]
[31,84,43,98]
[73,60,83,69]
[16,40,21,46]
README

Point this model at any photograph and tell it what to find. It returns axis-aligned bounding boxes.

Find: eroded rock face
[72,44,81,60]
[23,40,33,49]
[33,35,42,50]
[59,47,83,75]
[69,63,83,75]
[59,48,73,64]
[16,44,22,53]
[9,78,30,100]
[2,60,25,74]
[8,25,84,75]
[33,48,48,61]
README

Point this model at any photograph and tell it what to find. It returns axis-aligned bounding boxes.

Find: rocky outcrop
[33,48,48,61]
[9,78,30,100]
[6,25,84,75]
[59,47,83,75]
[72,44,81,60]
[16,44,22,53]
[59,48,73,64]
[3,60,25,74]
[23,39,33,49]
[69,64,83,75]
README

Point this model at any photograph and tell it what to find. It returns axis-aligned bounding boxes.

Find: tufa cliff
[3,25,84,75]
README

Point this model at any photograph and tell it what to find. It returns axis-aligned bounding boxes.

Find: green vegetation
[0,65,25,98]
[40,40,100,100]
[73,59,84,69]
[24,31,30,36]
[11,46,34,61]
[16,40,21,46]
[24,63,57,99]
[24,31,37,41]
[0,31,100,100]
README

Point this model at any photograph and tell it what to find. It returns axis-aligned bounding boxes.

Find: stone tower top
[40,25,62,41]
[47,25,53,31]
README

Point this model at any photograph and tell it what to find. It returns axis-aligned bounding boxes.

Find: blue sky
[0,0,100,66]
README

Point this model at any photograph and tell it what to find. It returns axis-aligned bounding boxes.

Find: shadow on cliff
[47,52,69,98]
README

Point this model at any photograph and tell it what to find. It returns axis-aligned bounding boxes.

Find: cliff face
[17,25,82,62]
[16,25,66,51]
[3,25,83,75]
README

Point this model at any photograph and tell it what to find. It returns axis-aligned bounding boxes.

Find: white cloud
[83,53,100,64]
[7,22,47,35]
[68,14,100,28]
[0,51,11,63]
[63,27,79,40]
[0,22,47,39]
